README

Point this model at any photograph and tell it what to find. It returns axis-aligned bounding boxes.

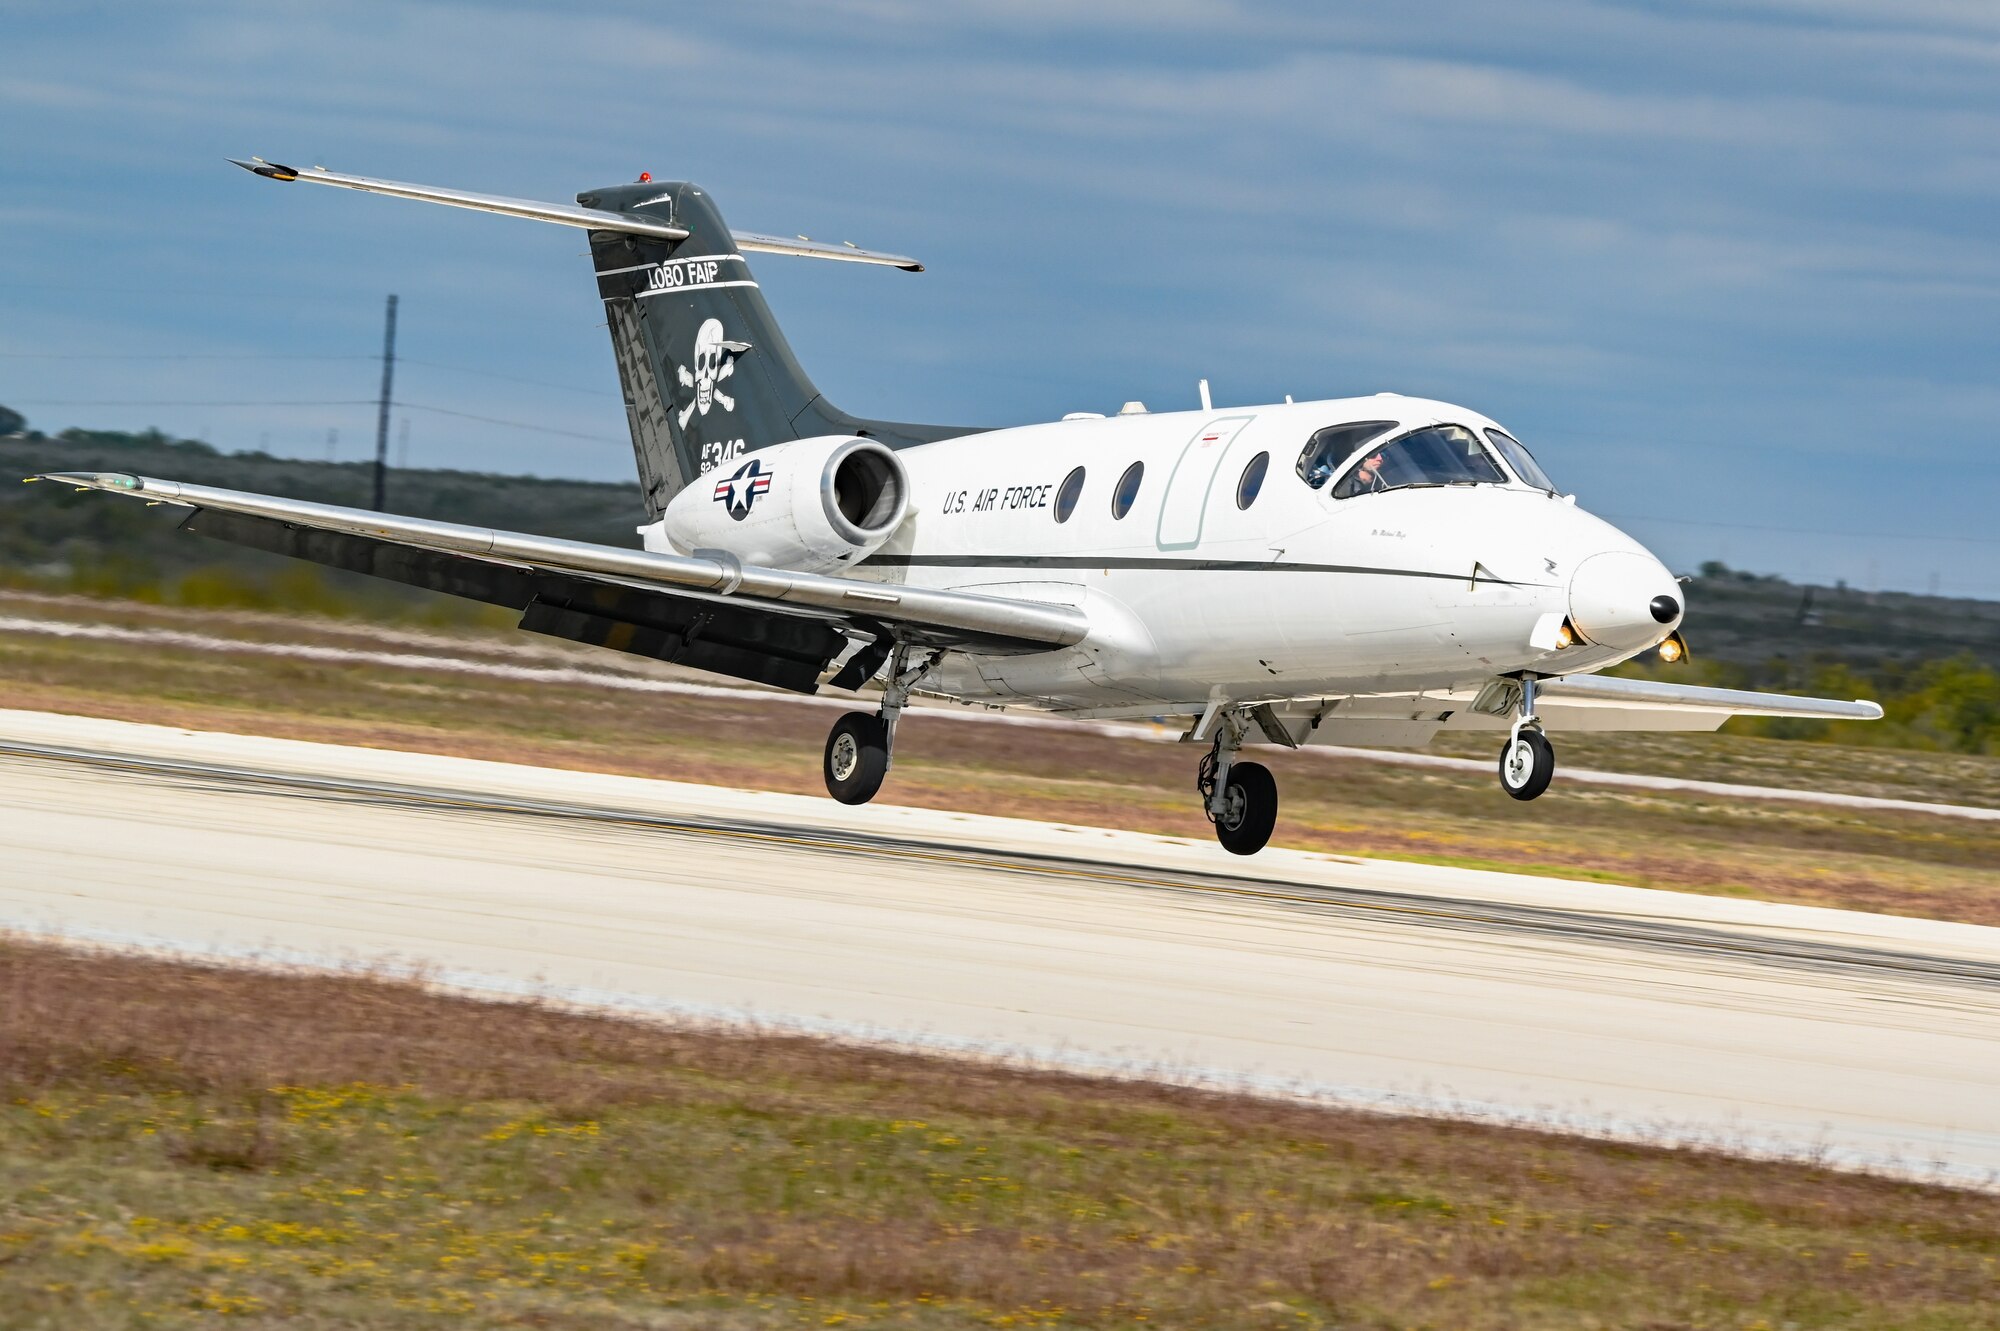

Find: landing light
[1555,621,1576,649]
[1658,631,1689,664]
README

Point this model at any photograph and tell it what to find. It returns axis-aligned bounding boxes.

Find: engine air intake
[829,442,906,541]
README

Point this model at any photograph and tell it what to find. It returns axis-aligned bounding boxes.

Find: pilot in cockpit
[1350,448,1389,494]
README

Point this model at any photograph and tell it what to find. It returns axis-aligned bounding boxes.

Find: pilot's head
[1356,449,1385,479]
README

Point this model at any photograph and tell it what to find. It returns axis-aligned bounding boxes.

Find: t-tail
[229,159,975,517]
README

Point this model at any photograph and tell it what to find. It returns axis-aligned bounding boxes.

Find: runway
[4,708,1999,1185]
[7,604,1994,820]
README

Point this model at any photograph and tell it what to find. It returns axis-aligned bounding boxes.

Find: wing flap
[183,507,850,692]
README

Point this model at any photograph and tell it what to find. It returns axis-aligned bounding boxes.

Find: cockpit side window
[1296,420,1396,490]
[1331,424,1507,498]
[1484,428,1558,492]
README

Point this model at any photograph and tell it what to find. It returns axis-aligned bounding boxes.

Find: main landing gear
[822,645,940,806]
[1195,708,1279,856]
[1498,674,1556,801]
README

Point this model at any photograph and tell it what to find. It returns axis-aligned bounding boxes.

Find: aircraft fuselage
[818,394,1680,713]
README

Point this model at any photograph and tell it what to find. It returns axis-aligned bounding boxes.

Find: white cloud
[4,0,1999,585]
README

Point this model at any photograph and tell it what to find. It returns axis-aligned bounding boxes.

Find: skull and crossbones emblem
[676,318,752,428]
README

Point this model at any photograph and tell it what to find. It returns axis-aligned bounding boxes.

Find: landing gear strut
[1498,673,1556,801]
[823,644,940,806]
[1195,708,1278,856]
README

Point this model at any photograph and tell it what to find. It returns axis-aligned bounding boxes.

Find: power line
[1601,511,2000,547]
[399,358,617,399]
[395,402,624,446]
[6,399,376,407]
[7,397,623,446]
[1,349,617,398]
[0,352,374,362]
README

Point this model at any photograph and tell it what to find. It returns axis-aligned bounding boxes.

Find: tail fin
[580,180,968,517]
[223,161,969,519]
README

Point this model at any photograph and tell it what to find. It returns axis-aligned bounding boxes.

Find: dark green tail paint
[579,180,971,517]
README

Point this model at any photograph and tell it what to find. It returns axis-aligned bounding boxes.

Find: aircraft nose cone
[1569,551,1681,650]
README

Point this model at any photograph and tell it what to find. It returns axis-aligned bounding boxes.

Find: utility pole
[372,293,398,511]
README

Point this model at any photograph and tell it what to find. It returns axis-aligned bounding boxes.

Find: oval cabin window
[1054,466,1085,523]
[1236,451,1269,510]
[1111,461,1144,519]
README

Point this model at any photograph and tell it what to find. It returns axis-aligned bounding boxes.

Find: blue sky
[4,1,1999,596]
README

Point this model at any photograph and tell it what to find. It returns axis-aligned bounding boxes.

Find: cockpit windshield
[1332,424,1507,498]
[1296,420,1396,489]
[1483,428,1558,492]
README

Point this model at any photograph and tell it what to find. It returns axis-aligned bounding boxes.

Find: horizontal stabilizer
[228,159,924,269]
[229,159,689,240]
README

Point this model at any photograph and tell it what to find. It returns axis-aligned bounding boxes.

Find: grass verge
[5,938,1999,1329]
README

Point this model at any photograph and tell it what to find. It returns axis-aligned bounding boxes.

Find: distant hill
[1668,562,2000,680]
[1,427,641,619]
[2,426,640,553]
[3,423,1996,675]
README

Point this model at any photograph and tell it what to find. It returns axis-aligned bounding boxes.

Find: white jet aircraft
[38,162,1883,854]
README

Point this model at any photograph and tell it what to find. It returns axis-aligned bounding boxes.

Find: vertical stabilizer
[581,180,967,517]
[222,160,970,518]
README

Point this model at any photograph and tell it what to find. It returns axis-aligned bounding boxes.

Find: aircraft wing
[34,471,1087,693]
[1243,673,1883,749]
[1526,672,1883,725]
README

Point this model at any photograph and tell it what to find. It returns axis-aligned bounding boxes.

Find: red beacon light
[638,171,651,183]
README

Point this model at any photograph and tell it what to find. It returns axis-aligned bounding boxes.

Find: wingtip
[36,471,143,491]
[228,157,298,181]
[900,261,925,273]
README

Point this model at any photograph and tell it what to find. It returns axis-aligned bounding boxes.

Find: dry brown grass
[4,938,2000,1329]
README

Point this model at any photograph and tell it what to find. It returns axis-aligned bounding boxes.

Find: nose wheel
[1499,729,1555,801]
[1211,761,1278,854]
[1497,673,1556,801]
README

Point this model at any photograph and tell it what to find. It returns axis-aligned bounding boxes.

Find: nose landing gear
[822,644,940,806]
[1195,708,1278,855]
[1498,673,1556,801]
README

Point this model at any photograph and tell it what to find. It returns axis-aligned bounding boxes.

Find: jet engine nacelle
[660,436,911,573]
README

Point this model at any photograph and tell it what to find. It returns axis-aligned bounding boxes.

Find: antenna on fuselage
[1198,378,1212,411]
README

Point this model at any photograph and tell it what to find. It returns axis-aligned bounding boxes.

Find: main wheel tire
[1213,760,1278,856]
[1499,730,1555,801]
[824,711,890,805]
